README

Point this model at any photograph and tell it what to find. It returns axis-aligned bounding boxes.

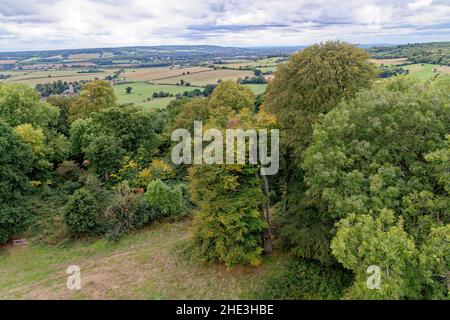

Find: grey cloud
[0,0,449,51]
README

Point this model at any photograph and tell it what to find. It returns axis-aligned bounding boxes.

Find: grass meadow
[0,218,285,299]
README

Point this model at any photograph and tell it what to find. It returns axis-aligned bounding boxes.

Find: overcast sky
[0,0,449,51]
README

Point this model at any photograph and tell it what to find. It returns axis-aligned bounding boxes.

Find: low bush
[263,259,352,300]
[64,187,100,236]
[145,179,185,218]
[104,183,160,240]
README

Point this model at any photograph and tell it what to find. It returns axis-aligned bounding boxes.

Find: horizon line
[2,40,450,55]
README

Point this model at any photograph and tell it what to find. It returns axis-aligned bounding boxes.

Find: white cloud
[408,0,433,11]
[0,0,449,51]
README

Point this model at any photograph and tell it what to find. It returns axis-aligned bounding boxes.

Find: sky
[0,0,449,51]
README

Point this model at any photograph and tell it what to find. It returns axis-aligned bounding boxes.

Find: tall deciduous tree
[0,121,35,243]
[0,83,59,128]
[263,41,378,264]
[70,80,117,121]
[306,78,450,298]
[185,81,275,266]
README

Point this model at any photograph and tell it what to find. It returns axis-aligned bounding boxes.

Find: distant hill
[0,45,303,71]
[367,42,450,66]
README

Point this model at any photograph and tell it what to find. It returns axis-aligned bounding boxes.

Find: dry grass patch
[437,65,450,74]
[0,60,16,64]
[369,58,409,66]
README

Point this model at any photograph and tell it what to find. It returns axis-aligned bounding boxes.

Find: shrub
[64,187,100,236]
[263,260,352,300]
[56,160,82,181]
[145,179,185,218]
[104,183,160,240]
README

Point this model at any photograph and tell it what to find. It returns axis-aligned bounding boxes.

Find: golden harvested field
[369,58,409,66]
[0,60,16,64]
[437,65,450,74]
[14,74,106,86]
[215,57,281,70]
[6,69,117,86]
[122,66,211,81]
[154,69,254,86]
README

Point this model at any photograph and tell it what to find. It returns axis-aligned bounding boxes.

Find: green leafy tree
[302,78,449,245]
[209,80,255,112]
[70,80,117,120]
[170,98,210,133]
[64,187,100,236]
[189,163,266,267]
[264,41,377,265]
[14,124,46,157]
[264,41,377,163]
[303,78,450,298]
[69,118,96,161]
[91,106,159,156]
[85,134,126,180]
[14,123,52,174]
[332,209,449,299]
[185,83,272,267]
[0,121,35,243]
[0,83,59,128]
[46,95,77,136]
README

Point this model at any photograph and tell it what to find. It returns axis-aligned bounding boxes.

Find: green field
[402,63,439,80]
[114,82,196,109]
[0,219,284,299]
[244,84,268,95]
[115,81,268,109]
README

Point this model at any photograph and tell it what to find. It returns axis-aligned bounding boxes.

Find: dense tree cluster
[377,66,409,78]
[263,42,449,299]
[35,80,84,97]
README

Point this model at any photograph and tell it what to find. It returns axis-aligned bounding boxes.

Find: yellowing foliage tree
[70,80,117,121]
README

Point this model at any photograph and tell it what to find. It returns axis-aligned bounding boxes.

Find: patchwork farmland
[154,69,255,86]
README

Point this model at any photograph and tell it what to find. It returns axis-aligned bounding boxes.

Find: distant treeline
[368,42,450,65]
[238,75,267,84]
[35,80,85,97]
[377,66,409,78]
[177,85,214,98]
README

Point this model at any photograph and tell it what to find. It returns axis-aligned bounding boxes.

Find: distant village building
[62,84,75,96]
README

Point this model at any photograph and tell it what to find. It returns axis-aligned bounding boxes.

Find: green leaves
[0,83,59,128]
[264,41,377,162]
[303,77,450,298]
[145,179,184,218]
[0,121,35,243]
[64,187,100,236]
[331,209,449,299]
